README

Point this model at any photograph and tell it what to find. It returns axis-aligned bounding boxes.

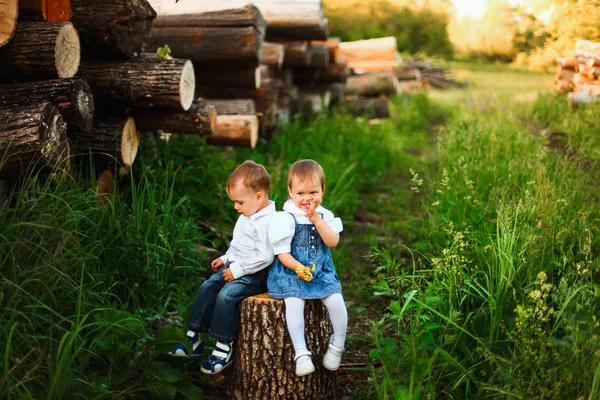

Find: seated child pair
[170,159,348,377]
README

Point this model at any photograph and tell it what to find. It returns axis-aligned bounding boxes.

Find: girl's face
[288,176,324,212]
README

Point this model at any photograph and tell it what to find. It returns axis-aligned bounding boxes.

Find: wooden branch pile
[555,40,600,107]
[400,58,466,90]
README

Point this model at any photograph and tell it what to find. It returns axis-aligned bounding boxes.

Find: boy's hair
[287,159,325,190]
[226,160,270,195]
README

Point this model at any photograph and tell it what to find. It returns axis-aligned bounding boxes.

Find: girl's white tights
[284,293,348,362]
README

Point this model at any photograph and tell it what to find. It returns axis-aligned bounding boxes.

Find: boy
[170,160,276,374]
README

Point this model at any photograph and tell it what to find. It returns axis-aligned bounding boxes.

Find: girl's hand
[295,263,316,282]
[304,200,321,224]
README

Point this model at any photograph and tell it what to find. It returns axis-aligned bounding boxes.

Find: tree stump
[228,293,337,400]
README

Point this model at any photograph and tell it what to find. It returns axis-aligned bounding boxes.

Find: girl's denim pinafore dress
[268,212,342,299]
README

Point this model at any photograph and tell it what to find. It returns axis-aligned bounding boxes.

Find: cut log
[95,169,114,211]
[78,54,195,111]
[195,66,260,89]
[555,79,574,93]
[348,60,398,74]
[308,43,330,68]
[576,40,600,62]
[152,4,265,35]
[208,99,256,115]
[206,115,259,148]
[293,61,349,83]
[574,83,600,96]
[70,0,156,59]
[555,57,579,70]
[266,17,328,41]
[345,97,390,119]
[281,40,311,66]
[0,78,94,130]
[262,42,285,70]
[312,38,340,63]
[573,73,591,85]
[228,293,336,399]
[345,71,401,96]
[0,102,69,178]
[70,116,139,168]
[568,92,597,107]
[18,0,71,21]
[0,0,18,47]
[0,21,80,81]
[147,26,263,67]
[133,98,217,135]
[556,65,576,81]
[339,37,398,63]
[394,66,421,81]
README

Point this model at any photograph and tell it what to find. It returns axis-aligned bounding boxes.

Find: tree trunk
[0,22,80,81]
[18,0,71,21]
[345,71,400,96]
[293,61,349,84]
[0,78,94,130]
[195,66,261,88]
[70,0,156,59]
[345,97,390,118]
[263,42,285,70]
[133,98,216,135]
[228,293,337,400]
[152,4,265,35]
[78,54,195,111]
[206,115,259,148]
[0,0,18,47]
[0,102,69,178]
[208,99,256,115]
[70,116,139,168]
[147,26,263,66]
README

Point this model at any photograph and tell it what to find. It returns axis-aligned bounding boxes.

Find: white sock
[321,293,348,350]
[284,297,310,360]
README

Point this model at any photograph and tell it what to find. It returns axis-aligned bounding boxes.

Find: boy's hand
[222,268,235,282]
[211,258,224,272]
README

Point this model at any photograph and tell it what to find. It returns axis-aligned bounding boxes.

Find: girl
[268,159,348,377]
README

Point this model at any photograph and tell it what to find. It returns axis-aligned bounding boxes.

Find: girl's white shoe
[323,338,344,371]
[294,352,315,377]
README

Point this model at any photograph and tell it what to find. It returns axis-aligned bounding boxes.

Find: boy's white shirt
[219,200,276,279]
[269,199,343,255]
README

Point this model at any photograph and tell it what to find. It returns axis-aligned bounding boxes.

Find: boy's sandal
[323,338,344,371]
[200,342,234,374]
[294,352,315,377]
[168,330,203,359]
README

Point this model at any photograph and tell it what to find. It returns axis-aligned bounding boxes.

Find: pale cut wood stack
[555,40,600,107]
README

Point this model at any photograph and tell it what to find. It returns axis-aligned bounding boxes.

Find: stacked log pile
[555,40,600,107]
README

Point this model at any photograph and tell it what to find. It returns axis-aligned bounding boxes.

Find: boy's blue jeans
[188,267,268,343]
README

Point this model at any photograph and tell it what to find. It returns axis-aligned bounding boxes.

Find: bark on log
[18,0,71,21]
[0,21,80,81]
[195,66,260,89]
[206,115,259,148]
[152,4,265,35]
[78,54,195,111]
[208,99,256,115]
[0,0,18,47]
[70,0,156,59]
[281,41,311,66]
[308,43,330,68]
[147,26,263,66]
[0,102,69,178]
[0,78,93,130]
[394,66,421,81]
[293,61,349,84]
[228,293,336,400]
[266,17,328,41]
[345,71,400,96]
[345,97,390,118]
[133,98,216,135]
[263,42,285,70]
[70,116,139,167]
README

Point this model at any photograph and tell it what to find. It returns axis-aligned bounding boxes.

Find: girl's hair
[226,160,270,195]
[287,159,325,190]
